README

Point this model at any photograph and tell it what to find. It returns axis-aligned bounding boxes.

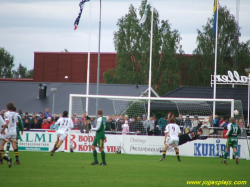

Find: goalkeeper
[179,128,206,146]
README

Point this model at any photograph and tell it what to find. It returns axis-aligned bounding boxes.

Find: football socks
[93,150,98,162]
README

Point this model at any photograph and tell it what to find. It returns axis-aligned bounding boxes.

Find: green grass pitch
[0,151,249,187]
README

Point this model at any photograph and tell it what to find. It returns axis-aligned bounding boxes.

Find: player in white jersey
[50,111,74,156]
[0,102,18,168]
[160,117,181,162]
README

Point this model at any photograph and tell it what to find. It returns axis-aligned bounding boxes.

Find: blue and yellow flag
[212,0,218,36]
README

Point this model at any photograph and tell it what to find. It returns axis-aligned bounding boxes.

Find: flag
[212,0,218,36]
[74,0,90,30]
[139,0,151,24]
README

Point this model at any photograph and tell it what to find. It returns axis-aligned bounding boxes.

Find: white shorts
[166,136,179,147]
[2,134,17,142]
[57,132,68,141]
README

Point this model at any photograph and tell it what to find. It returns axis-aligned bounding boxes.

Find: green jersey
[94,117,106,139]
[226,123,241,138]
[226,123,241,148]
[17,115,24,139]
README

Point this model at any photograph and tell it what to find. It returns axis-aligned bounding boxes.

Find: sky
[0,0,249,70]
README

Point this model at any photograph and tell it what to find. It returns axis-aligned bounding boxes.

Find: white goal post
[67,94,235,152]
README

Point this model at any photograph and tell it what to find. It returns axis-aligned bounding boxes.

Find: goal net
[67,94,250,158]
[69,94,235,136]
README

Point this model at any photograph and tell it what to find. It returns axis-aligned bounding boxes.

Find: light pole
[245,68,250,126]
[51,88,58,115]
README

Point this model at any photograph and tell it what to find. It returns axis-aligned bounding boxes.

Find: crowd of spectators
[2,108,250,136]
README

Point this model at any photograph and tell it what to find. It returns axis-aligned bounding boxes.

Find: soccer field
[1,151,249,187]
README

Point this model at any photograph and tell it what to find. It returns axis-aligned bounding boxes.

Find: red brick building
[33,52,117,83]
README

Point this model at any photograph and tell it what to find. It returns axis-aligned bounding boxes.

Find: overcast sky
[0,0,249,70]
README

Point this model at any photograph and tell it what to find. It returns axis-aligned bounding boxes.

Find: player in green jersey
[221,117,241,165]
[91,109,107,166]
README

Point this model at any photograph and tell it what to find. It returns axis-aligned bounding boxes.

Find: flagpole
[96,0,101,117]
[147,0,153,120]
[86,0,92,114]
[213,0,219,119]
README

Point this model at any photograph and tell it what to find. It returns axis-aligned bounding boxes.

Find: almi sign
[211,71,249,85]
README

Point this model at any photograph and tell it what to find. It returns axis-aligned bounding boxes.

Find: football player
[0,102,19,168]
[160,117,181,162]
[50,111,74,156]
[179,128,206,146]
[221,117,241,165]
[91,109,107,165]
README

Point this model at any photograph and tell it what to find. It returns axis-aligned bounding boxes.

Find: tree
[0,47,15,78]
[189,5,250,86]
[104,0,183,95]
[12,63,33,78]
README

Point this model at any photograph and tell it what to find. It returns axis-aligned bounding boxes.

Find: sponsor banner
[124,135,250,158]
[6,131,250,158]
[68,131,121,153]
[19,147,49,151]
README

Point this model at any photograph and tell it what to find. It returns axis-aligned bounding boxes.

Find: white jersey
[55,117,74,134]
[0,115,6,138]
[165,123,181,138]
[4,111,18,135]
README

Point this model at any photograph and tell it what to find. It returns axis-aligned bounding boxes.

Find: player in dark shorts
[179,128,206,145]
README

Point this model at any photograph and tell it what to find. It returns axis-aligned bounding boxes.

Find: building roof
[162,86,248,112]
[0,81,149,116]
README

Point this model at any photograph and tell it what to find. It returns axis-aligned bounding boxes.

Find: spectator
[80,119,91,133]
[47,117,54,126]
[105,116,112,131]
[213,115,219,135]
[31,117,41,129]
[238,119,245,136]
[192,115,201,131]
[21,115,26,124]
[52,113,59,122]
[116,116,123,131]
[129,117,136,132]
[142,115,148,131]
[153,116,160,135]
[18,109,23,117]
[122,115,130,134]
[45,108,52,119]
[201,118,211,136]
[30,113,37,124]
[23,118,31,130]
[134,116,145,134]
[109,116,116,131]
[39,113,45,124]
[183,114,192,134]
[81,113,86,124]
[219,117,225,127]
[158,116,168,135]
[24,112,30,119]
[73,118,82,130]
[41,119,50,129]
[90,117,95,126]
[148,116,155,135]
[177,114,185,127]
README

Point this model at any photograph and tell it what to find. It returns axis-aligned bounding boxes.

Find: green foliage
[104,0,183,95]
[12,63,34,78]
[0,47,15,78]
[0,47,34,78]
[189,5,250,86]
[1,151,249,187]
